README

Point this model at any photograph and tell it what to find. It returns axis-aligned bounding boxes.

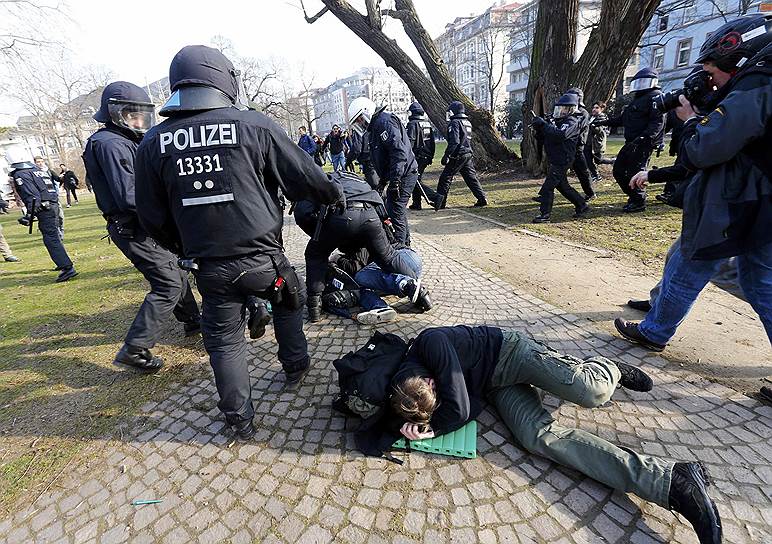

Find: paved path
[2,222,770,543]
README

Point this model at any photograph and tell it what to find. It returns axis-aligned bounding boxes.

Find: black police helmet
[169,45,238,99]
[408,101,425,115]
[94,81,152,124]
[696,14,772,72]
[555,93,579,107]
[161,45,241,116]
[448,101,465,116]
[566,87,584,106]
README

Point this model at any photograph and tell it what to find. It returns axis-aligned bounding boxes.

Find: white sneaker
[356,307,397,325]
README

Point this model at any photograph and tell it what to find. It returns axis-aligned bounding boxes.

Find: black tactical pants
[37,203,72,270]
[583,143,598,179]
[571,147,595,197]
[540,165,585,216]
[303,206,395,297]
[613,142,652,205]
[108,222,200,349]
[194,251,308,426]
[436,154,486,204]
[411,157,438,207]
[386,173,418,247]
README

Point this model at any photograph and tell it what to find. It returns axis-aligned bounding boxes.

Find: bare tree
[469,13,512,113]
[705,0,755,23]
[1,49,111,161]
[521,0,663,174]
[0,1,67,62]
[300,0,515,166]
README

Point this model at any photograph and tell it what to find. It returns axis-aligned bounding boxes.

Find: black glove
[635,136,651,147]
[18,214,32,227]
[531,116,546,128]
[112,214,138,239]
[440,156,449,166]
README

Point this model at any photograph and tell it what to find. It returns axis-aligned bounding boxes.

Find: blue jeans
[331,152,346,172]
[640,242,772,345]
[355,249,422,311]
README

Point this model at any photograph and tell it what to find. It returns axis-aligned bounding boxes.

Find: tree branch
[299,0,329,23]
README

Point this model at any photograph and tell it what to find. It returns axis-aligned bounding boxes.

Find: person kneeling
[390,325,721,544]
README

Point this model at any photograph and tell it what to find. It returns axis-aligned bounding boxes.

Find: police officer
[83,81,202,373]
[405,102,438,210]
[530,93,590,223]
[565,87,596,200]
[347,129,380,191]
[348,97,417,246]
[134,45,341,440]
[294,171,431,322]
[6,146,77,281]
[595,67,665,212]
[435,101,488,210]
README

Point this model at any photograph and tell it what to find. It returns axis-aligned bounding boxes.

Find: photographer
[615,14,772,352]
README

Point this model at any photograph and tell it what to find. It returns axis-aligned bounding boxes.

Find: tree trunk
[521,0,662,175]
[391,0,514,165]
[310,0,515,167]
[521,0,578,175]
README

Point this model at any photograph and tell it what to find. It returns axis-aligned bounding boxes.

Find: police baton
[416,181,432,207]
[28,198,36,234]
[312,204,329,242]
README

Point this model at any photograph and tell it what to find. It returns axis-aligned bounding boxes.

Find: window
[658,15,668,32]
[653,46,665,70]
[676,39,692,68]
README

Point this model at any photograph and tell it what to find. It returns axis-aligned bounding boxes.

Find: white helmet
[5,146,34,169]
[348,96,377,137]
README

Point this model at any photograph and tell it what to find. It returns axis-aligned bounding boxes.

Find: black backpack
[332,331,409,425]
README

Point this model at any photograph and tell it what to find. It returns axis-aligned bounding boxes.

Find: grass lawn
[0,195,208,513]
[429,139,682,264]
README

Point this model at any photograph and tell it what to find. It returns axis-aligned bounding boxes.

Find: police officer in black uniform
[531,93,590,223]
[83,81,202,373]
[294,171,431,322]
[348,97,417,246]
[595,67,665,212]
[347,128,380,191]
[405,102,438,210]
[134,45,341,440]
[435,101,488,210]
[565,87,596,200]
[6,147,77,282]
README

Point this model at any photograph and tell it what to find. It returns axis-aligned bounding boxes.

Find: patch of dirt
[410,209,772,397]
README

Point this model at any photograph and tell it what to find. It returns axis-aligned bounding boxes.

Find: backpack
[332,331,409,424]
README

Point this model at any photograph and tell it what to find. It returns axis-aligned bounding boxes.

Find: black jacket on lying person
[135,107,340,258]
[352,325,504,457]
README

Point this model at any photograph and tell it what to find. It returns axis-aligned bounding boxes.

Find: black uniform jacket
[135,106,341,258]
[12,167,59,209]
[83,126,139,217]
[368,110,417,184]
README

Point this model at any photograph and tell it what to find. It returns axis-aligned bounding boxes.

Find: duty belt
[347,202,371,209]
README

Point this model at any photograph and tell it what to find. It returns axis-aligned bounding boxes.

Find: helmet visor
[231,69,250,111]
[553,105,576,118]
[107,99,155,135]
[630,77,658,92]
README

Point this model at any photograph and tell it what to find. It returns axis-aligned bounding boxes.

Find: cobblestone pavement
[2,221,771,544]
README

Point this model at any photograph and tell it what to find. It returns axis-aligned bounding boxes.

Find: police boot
[183,319,201,337]
[248,301,272,339]
[113,344,164,373]
[232,418,256,441]
[433,194,446,211]
[55,266,78,283]
[668,462,722,544]
[307,295,322,322]
[409,201,422,210]
[532,214,550,224]
[401,279,432,312]
[473,199,488,208]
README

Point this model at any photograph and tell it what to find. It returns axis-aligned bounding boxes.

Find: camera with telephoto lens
[652,70,716,113]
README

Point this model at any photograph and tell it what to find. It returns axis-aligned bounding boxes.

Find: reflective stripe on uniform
[181,193,235,207]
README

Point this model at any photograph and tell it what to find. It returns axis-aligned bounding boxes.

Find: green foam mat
[392,421,477,459]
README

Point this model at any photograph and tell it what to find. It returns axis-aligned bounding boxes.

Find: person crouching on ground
[390,325,722,544]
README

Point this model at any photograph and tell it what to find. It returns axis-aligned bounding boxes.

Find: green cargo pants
[488,330,672,507]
